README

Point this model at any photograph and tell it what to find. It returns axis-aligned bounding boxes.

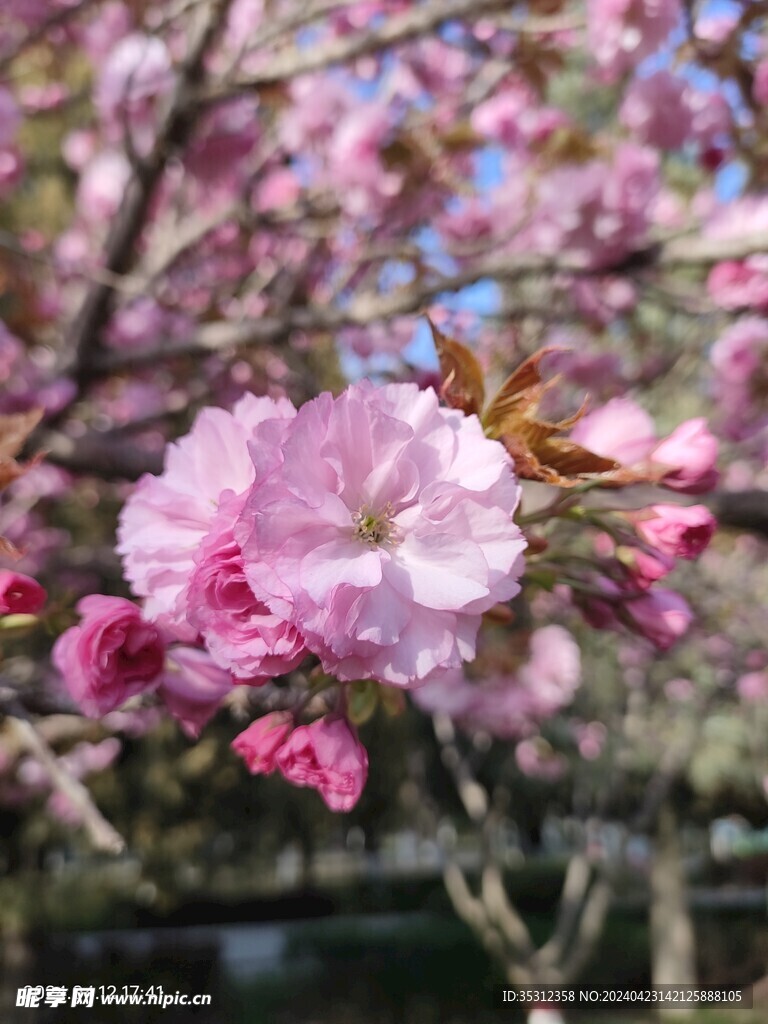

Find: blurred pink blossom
[587,0,682,81]
[158,647,234,738]
[651,419,719,494]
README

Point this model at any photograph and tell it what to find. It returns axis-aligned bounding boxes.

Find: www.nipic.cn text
[16,985,212,1009]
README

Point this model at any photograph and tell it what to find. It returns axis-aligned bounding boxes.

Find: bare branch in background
[209,0,515,100]
[3,706,125,855]
[59,0,236,398]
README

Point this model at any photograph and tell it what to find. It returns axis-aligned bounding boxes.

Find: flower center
[352,502,399,547]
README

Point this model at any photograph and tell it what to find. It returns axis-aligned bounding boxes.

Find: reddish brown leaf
[482,348,564,432]
[0,535,21,559]
[0,409,43,459]
[536,438,621,477]
[428,319,485,417]
[0,410,44,493]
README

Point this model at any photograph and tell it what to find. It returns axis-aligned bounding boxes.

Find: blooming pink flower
[275,716,368,811]
[76,150,131,222]
[414,626,581,739]
[470,83,532,148]
[117,394,295,630]
[0,570,46,615]
[158,647,234,738]
[686,88,731,152]
[588,0,682,81]
[52,595,165,717]
[327,103,402,216]
[570,397,657,465]
[95,33,174,154]
[186,99,260,186]
[625,588,693,650]
[708,258,768,311]
[236,382,526,687]
[81,1,133,62]
[665,677,696,702]
[755,61,768,106]
[737,671,768,704]
[711,318,768,440]
[695,12,737,45]
[528,144,659,269]
[0,88,21,149]
[574,721,607,761]
[185,492,306,680]
[231,712,294,775]
[635,504,716,559]
[515,737,567,781]
[620,71,691,150]
[651,418,719,494]
[711,317,768,385]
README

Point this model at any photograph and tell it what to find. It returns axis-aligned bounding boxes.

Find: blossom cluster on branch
[0,0,766,840]
[45,337,720,810]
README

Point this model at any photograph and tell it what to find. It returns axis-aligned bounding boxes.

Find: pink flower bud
[0,570,46,615]
[275,715,368,812]
[626,547,675,589]
[625,588,693,651]
[231,712,293,775]
[52,595,164,717]
[159,647,234,738]
[652,419,719,494]
[635,504,716,559]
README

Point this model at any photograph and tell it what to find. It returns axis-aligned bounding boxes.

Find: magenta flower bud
[626,547,675,589]
[625,588,693,651]
[0,570,46,615]
[652,419,719,494]
[275,716,368,812]
[635,504,716,559]
[231,712,293,775]
[52,595,164,718]
[159,647,233,738]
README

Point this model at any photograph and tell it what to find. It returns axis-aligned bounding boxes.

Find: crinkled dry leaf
[0,408,43,458]
[430,329,661,488]
[0,409,43,489]
[482,348,563,430]
[0,535,21,560]
[428,319,485,417]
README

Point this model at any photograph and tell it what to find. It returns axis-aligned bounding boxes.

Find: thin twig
[4,707,126,855]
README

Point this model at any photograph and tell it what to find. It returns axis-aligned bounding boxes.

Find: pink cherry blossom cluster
[52,382,527,809]
[232,713,368,813]
[587,0,682,82]
[564,399,719,649]
[0,86,23,197]
[710,318,768,445]
[412,625,581,740]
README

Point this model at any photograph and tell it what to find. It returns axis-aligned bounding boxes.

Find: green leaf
[347,680,379,726]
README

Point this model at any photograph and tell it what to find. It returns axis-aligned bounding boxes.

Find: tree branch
[3,706,125,855]
[88,232,768,377]
[712,490,768,539]
[59,0,234,395]
[209,0,516,100]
